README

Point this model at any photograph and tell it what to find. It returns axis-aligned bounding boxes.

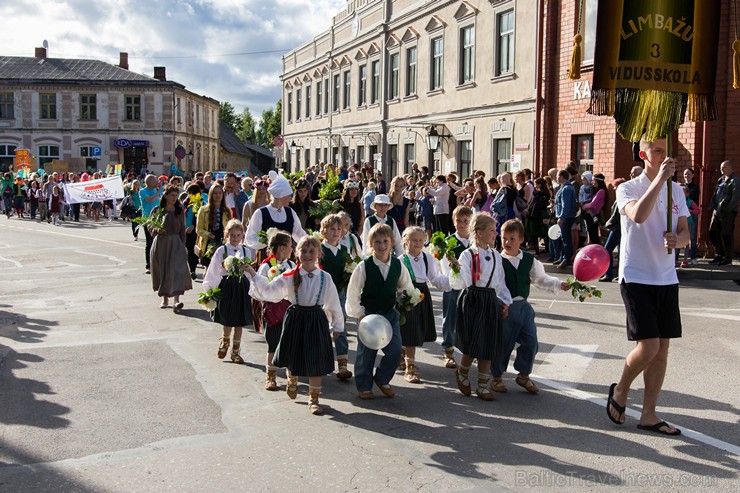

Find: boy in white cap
[245,170,307,251]
[361,194,403,256]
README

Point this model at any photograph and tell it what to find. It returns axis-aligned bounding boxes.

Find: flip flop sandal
[606,383,626,425]
[637,421,681,436]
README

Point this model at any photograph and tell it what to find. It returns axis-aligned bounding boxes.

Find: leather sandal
[516,374,539,394]
[217,338,230,359]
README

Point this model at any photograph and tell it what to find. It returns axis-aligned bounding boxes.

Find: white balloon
[548,224,562,241]
[357,314,393,350]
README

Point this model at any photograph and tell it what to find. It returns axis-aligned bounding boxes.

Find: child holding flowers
[449,212,512,401]
[337,211,362,258]
[494,219,569,394]
[397,226,450,384]
[346,224,414,399]
[202,219,255,364]
[319,214,354,381]
[439,205,473,369]
[246,235,344,415]
[254,230,296,391]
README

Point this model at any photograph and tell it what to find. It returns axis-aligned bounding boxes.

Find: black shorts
[620,281,682,341]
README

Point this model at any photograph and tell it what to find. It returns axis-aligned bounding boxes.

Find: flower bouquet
[396,286,425,325]
[202,240,219,260]
[188,193,204,215]
[257,227,279,246]
[223,255,252,279]
[341,252,363,290]
[266,257,289,282]
[429,231,460,275]
[197,288,222,311]
[566,279,603,302]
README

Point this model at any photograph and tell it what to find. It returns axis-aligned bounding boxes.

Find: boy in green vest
[346,223,414,399]
[493,219,568,394]
[319,214,353,380]
[440,205,473,368]
[361,194,404,257]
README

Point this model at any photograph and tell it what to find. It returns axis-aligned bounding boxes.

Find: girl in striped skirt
[246,235,344,415]
[398,226,451,384]
[449,213,512,401]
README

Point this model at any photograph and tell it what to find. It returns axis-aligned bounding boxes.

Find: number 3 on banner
[650,44,661,58]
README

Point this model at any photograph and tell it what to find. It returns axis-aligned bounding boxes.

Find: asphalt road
[0,217,738,492]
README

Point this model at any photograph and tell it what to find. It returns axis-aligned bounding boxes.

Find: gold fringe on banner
[568,34,583,80]
[688,93,718,122]
[587,88,615,117]
[613,89,687,142]
[733,40,740,89]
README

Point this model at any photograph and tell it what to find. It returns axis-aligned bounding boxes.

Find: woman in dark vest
[245,170,307,331]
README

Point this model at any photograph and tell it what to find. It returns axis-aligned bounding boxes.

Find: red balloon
[573,244,610,282]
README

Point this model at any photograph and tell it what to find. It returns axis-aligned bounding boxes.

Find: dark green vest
[502,251,535,300]
[321,243,347,289]
[448,234,468,259]
[361,256,401,314]
[368,214,395,231]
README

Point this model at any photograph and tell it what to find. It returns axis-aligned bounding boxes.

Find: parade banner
[587,0,721,141]
[63,176,125,204]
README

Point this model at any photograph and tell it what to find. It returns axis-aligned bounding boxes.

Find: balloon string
[548,289,561,310]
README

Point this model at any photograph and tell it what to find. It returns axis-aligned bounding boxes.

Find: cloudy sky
[2,0,346,118]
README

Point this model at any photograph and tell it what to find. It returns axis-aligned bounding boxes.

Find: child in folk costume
[398,226,451,383]
[360,194,404,257]
[319,214,353,380]
[254,230,296,391]
[449,212,512,401]
[494,219,569,394]
[439,205,473,369]
[202,219,255,364]
[337,211,362,258]
[346,224,414,399]
[246,235,343,415]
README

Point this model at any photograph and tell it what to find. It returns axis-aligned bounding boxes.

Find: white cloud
[1,0,347,116]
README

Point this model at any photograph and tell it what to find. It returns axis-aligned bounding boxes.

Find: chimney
[119,52,129,70]
[153,66,166,81]
[35,47,47,59]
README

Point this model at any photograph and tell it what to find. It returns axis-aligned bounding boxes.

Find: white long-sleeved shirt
[500,250,563,300]
[425,183,451,214]
[248,267,344,333]
[345,256,414,319]
[255,257,296,278]
[399,251,451,292]
[449,246,513,306]
[360,215,404,257]
[245,204,306,250]
[202,243,255,291]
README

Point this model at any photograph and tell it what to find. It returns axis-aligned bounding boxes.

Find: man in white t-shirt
[606,135,689,437]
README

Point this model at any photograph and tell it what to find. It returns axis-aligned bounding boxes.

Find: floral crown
[344,181,359,189]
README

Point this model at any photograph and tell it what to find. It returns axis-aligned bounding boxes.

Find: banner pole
[666,133,673,254]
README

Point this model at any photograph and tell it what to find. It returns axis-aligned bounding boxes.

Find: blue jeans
[548,237,562,262]
[354,308,402,392]
[441,289,461,350]
[685,219,698,260]
[494,300,537,377]
[334,289,349,358]
[603,229,621,279]
[558,217,575,263]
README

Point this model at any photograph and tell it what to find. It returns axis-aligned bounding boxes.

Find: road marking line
[0,256,23,268]
[536,344,598,383]
[531,375,740,456]
[0,224,144,249]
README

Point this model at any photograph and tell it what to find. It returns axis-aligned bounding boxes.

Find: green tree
[220,102,242,133]
[256,99,282,148]
[237,107,257,144]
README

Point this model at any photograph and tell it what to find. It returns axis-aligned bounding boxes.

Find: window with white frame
[357,145,365,164]
[494,138,511,175]
[40,93,57,119]
[296,89,302,120]
[306,86,311,119]
[316,81,322,116]
[574,134,594,172]
[359,64,367,106]
[333,74,340,112]
[287,91,293,122]
[459,26,475,84]
[582,0,598,65]
[176,97,182,123]
[388,53,400,100]
[0,144,17,170]
[343,70,351,109]
[405,47,417,96]
[0,93,15,119]
[404,143,415,172]
[389,144,399,177]
[458,141,472,179]
[371,60,380,104]
[496,9,515,76]
[324,78,330,114]
[125,95,141,120]
[80,145,97,157]
[430,38,444,91]
[38,145,60,168]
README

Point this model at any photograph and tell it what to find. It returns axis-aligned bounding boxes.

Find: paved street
[0,218,738,492]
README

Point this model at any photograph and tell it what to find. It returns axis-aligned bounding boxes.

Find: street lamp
[425,126,450,151]
[290,141,298,155]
